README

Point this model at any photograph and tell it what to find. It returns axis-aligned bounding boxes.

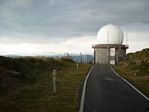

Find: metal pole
[94,51,96,64]
[107,31,110,64]
[53,69,57,93]
[86,55,88,64]
[76,62,79,70]
[80,52,82,64]
[126,32,128,45]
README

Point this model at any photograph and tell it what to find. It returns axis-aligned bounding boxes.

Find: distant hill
[70,55,94,63]
[5,54,94,64]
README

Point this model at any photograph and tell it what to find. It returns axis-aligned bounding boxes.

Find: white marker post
[52,69,57,93]
[76,62,79,70]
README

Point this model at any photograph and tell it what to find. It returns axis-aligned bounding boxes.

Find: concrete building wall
[94,48,109,64]
[94,47,127,64]
[116,48,126,62]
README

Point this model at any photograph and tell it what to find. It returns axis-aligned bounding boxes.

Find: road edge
[111,66,149,101]
[79,65,94,112]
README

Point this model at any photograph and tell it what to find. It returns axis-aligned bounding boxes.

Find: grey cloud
[0,0,149,40]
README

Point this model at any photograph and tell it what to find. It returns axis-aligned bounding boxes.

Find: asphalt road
[82,64,149,112]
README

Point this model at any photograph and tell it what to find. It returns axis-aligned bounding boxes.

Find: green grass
[113,66,149,97]
[113,48,149,97]
[0,56,91,112]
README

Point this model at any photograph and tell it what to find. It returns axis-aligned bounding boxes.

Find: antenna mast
[107,31,109,64]
[126,32,128,45]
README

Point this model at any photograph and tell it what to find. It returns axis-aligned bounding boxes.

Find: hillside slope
[113,48,149,96]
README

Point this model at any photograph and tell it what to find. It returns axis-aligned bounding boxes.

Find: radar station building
[92,24,128,64]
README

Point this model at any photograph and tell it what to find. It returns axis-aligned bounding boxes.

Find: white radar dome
[97,24,124,44]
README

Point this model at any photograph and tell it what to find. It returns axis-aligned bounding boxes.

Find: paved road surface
[82,64,149,112]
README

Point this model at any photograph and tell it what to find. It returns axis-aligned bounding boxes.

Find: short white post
[52,69,57,93]
[76,62,79,70]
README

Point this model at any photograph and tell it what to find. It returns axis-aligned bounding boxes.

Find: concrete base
[93,44,128,64]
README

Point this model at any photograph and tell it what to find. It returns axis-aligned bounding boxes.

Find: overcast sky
[0,0,149,56]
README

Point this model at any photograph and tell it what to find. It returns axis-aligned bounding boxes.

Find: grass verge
[0,57,91,112]
[113,65,149,97]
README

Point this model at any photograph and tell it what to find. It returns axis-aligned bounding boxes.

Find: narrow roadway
[82,64,149,112]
